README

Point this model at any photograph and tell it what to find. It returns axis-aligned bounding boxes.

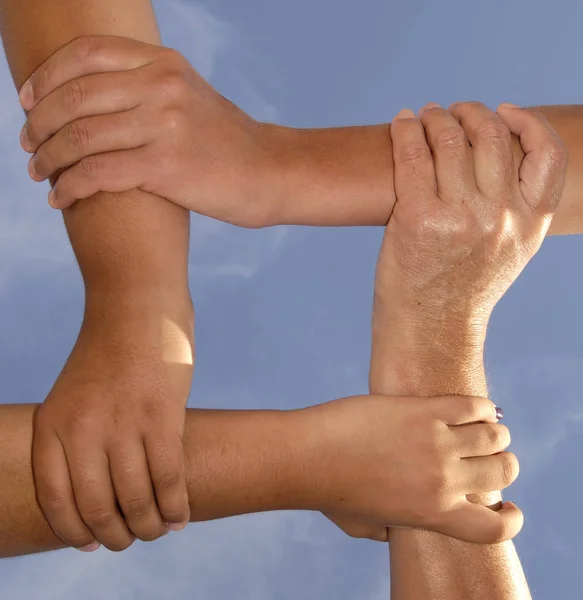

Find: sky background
[0,0,581,598]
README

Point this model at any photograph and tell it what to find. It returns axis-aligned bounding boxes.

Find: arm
[0,1,191,305]
[370,324,529,599]
[0,0,194,551]
[0,404,313,558]
[0,391,522,559]
[268,104,582,235]
[366,101,568,599]
[14,39,581,235]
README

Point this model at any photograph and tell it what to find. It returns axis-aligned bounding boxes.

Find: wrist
[257,122,397,227]
[273,407,331,512]
[81,291,195,350]
[369,318,488,397]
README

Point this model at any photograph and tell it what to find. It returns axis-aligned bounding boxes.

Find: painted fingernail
[498,103,520,110]
[166,521,188,532]
[19,81,33,111]
[393,108,416,120]
[78,541,101,552]
[495,406,504,421]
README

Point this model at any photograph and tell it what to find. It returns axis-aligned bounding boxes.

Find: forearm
[0,404,316,559]
[369,317,530,599]
[0,0,191,307]
[269,105,582,234]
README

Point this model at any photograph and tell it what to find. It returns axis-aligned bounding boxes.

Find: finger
[439,500,524,544]
[23,69,147,153]
[67,444,135,552]
[449,102,515,201]
[433,395,500,426]
[459,451,520,494]
[19,35,159,111]
[110,440,168,542]
[32,418,98,551]
[390,107,438,207]
[419,102,477,202]
[452,422,511,458]
[49,146,151,209]
[30,108,149,183]
[145,431,190,531]
[496,104,569,214]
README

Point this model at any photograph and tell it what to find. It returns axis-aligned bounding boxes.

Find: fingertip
[497,102,521,112]
[166,520,188,532]
[495,501,524,542]
[48,189,59,209]
[393,108,416,121]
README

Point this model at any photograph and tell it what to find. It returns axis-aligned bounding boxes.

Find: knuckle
[462,395,483,418]
[489,515,512,544]
[122,497,152,519]
[547,140,569,168]
[160,47,187,70]
[476,119,511,144]
[83,506,115,529]
[499,452,520,486]
[65,410,91,436]
[65,121,91,151]
[37,487,69,513]
[79,155,100,176]
[59,79,85,113]
[157,71,188,101]
[398,140,431,164]
[161,106,184,132]
[74,35,106,64]
[495,424,511,449]
[154,471,181,491]
[434,125,466,150]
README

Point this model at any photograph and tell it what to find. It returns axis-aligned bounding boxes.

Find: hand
[18,35,276,228]
[32,304,194,552]
[305,394,521,544]
[374,101,568,332]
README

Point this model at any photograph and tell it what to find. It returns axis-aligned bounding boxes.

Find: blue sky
[0,0,581,597]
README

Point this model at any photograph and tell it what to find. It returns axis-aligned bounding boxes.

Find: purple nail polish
[495,406,504,421]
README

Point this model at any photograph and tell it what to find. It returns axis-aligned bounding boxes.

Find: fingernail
[166,521,188,532]
[28,156,38,179]
[78,541,100,552]
[420,102,441,113]
[495,406,504,420]
[20,123,33,152]
[498,103,520,110]
[393,108,416,120]
[19,81,33,111]
[48,188,57,208]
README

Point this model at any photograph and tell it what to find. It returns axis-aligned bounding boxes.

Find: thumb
[496,104,569,214]
[437,500,524,544]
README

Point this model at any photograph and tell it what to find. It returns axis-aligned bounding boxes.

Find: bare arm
[0,404,316,559]
[0,0,191,306]
[362,99,568,598]
[269,104,582,235]
[370,326,529,599]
